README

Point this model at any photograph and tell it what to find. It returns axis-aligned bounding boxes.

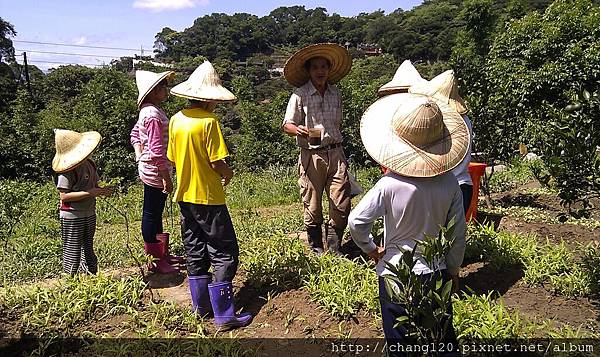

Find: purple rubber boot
[189,275,213,317]
[208,281,252,330]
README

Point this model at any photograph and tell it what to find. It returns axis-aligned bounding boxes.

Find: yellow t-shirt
[167,108,229,205]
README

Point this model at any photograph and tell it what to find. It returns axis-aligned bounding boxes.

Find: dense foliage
[1,0,598,213]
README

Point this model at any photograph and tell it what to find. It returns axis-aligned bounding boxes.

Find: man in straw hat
[131,69,179,274]
[410,69,474,215]
[168,61,252,330]
[52,129,113,275]
[348,93,468,351]
[282,43,353,256]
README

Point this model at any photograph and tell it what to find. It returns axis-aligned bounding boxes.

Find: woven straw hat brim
[409,70,469,115]
[170,85,237,103]
[136,71,175,108]
[52,131,102,173]
[283,43,352,88]
[360,93,470,178]
[377,60,427,97]
[169,61,237,102]
[378,80,428,96]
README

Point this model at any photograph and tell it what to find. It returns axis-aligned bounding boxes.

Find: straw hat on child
[360,93,470,178]
[409,69,468,115]
[135,70,175,108]
[52,129,102,173]
[170,61,237,102]
[377,60,427,97]
[283,43,352,88]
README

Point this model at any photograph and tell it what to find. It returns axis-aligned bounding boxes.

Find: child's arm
[133,144,143,162]
[59,187,113,202]
[131,123,143,162]
[210,159,233,186]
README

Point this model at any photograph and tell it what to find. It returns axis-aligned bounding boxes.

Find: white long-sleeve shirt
[348,171,466,276]
[451,115,473,185]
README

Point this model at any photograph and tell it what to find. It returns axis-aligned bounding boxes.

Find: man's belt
[305,143,342,151]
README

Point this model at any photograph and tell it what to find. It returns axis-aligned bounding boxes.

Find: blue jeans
[142,184,167,243]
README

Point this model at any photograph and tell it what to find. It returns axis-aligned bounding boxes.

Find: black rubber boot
[326,225,345,255]
[306,225,324,255]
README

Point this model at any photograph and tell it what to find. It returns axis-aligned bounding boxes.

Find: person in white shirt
[410,69,474,215]
[349,92,469,352]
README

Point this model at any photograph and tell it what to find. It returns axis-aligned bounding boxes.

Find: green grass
[304,254,379,318]
[0,167,596,344]
[487,158,537,193]
[226,166,300,209]
[0,272,146,337]
[453,292,540,339]
[466,223,592,297]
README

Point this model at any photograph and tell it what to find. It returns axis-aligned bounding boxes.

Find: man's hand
[367,246,385,263]
[451,274,460,294]
[296,125,309,138]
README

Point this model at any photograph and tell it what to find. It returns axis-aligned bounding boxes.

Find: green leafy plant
[381,222,457,345]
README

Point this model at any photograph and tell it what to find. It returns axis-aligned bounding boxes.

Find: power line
[18,59,106,67]
[16,49,129,59]
[14,40,151,52]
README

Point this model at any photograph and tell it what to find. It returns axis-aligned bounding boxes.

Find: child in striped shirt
[53,129,113,275]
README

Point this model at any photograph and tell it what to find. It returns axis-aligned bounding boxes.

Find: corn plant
[582,242,600,296]
[523,240,573,286]
[549,269,590,298]
[453,292,540,339]
[242,231,314,289]
[304,254,378,317]
[0,273,145,337]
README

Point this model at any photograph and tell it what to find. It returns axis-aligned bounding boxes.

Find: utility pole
[22,52,32,97]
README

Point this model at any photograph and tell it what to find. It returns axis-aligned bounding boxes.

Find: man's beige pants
[298,147,351,230]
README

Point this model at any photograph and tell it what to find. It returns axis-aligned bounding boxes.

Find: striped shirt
[283,81,343,149]
[130,104,172,188]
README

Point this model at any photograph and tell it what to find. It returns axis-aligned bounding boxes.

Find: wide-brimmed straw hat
[136,70,175,108]
[409,69,468,115]
[377,60,427,97]
[52,129,102,173]
[360,93,470,178]
[283,43,352,88]
[170,61,237,102]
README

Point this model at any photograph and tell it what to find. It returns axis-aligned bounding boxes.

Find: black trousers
[460,184,473,215]
[142,184,167,243]
[179,202,239,282]
[378,271,460,356]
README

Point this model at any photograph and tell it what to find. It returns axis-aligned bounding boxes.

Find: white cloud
[132,0,209,12]
[73,36,87,45]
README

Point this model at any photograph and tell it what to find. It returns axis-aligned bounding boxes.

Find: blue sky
[1,0,422,70]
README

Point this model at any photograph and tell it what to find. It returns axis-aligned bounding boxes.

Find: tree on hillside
[0,18,17,113]
[0,17,16,63]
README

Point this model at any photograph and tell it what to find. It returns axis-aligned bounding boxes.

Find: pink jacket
[130,104,171,188]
